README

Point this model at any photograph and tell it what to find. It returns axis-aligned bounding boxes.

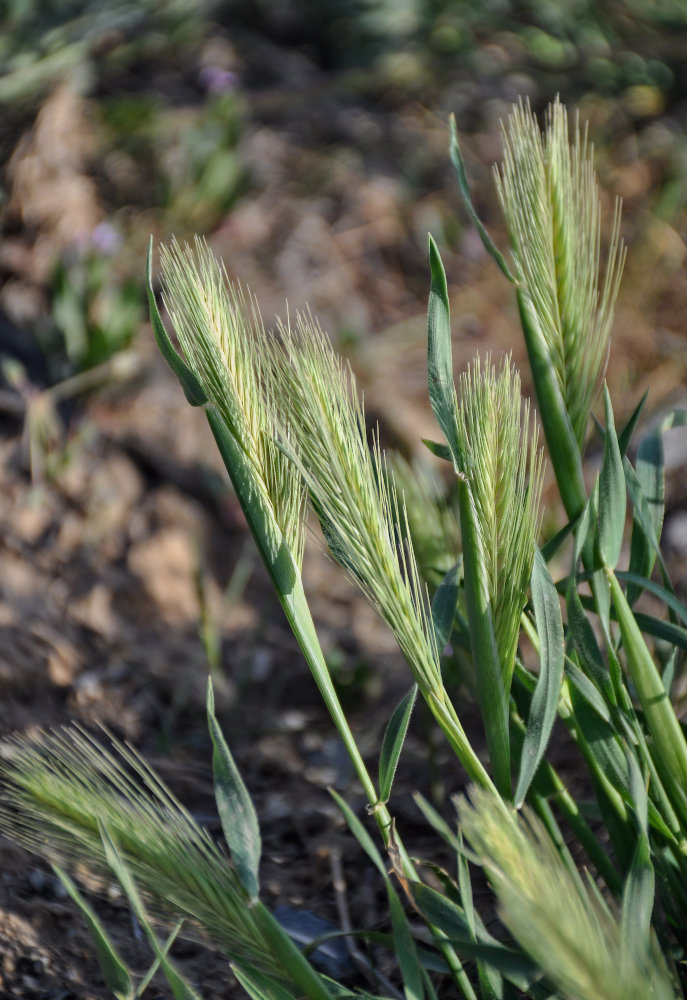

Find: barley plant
[2,97,687,1000]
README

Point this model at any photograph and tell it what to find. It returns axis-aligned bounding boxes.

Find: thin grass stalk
[266,311,494,791]
[155,242,479,988]
[608,569,687,830]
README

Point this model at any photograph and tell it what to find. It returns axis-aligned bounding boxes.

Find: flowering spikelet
[0,728,282,976]
[266,310,442,695]
[159,237,305,568]
[495,98,625,447]
[455,354,544,684]
[459,786,674,1000]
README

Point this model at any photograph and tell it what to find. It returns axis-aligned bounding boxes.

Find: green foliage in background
[4,96,687,1000]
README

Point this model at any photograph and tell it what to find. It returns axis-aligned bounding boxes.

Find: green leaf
[379,684,418,803]
[388,886,425,1000]
[448,115,515,283]
[328,789,388,879]
[633,612,687,652]
[413,794,461,853]
[608,569,687,823]
[457,477,511,796]
[422,438,453,462]
[564,659,611,723]
[134,923,185,1000]
[515,549,564,806]
[99,825,204,1000]
[431,561,461,652]
[567,582,614,702]
[146,237,207,407]
[540,512,581,564]
[627,429,665,604]
[251,902,334,1000]
[232,963,301,1000]
[53,865,133,1000]
[621,832,654,965]
[408,884,537,991]
[427,236,460,466]
[207,678,261,900]
[617,390,648,457]
[598,386,626,570]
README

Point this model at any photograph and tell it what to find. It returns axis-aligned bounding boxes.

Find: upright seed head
[267,310,442,695]
[158,238,305,567]
[455,354,544,685]
[459,785,673,1000]
[495,98,626,446]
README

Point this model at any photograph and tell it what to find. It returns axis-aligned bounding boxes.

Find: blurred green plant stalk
[3,96,687,1000]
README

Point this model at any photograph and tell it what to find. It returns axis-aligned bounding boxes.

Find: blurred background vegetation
[2,0,687,393]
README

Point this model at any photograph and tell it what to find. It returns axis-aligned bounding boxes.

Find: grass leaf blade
[427,235,460,465]
[449,115,515,282]
[379,684,418,804]
[53,865,133,1000]
[207,678,261,901]
[515,549,564,806]
[431,561,461,653]
[598,386,626,570]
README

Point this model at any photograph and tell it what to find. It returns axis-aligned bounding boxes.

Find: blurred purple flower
[90,222,122,255]
[199,65,238,95]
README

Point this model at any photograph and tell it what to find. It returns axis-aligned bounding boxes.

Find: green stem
[207,406,474,994]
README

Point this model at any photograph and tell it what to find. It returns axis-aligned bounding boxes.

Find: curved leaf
[515,549,564,807]
[207,678,261,900]
[379,685,418,803]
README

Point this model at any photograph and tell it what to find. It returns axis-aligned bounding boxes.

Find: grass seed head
[459,786,674,1000]
[455,354,544,685]
[159,237,305,568]
[495,98,626,447]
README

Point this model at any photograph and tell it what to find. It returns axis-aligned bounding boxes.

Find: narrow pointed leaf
[621,833,654,964]
[627,428,665,603]
[408,884,537,991]
[379,685,418,803]
[329,789,387,878]
[449,116,515,282]
[457,478,511,795]
[207,678,261,900]
[232,963,301,1000]
[53,865,133,1000]
[427,236,460,465]
[422,438,453,462]
[617,390,648,457]
[146,238,207,407]
[567,582,614,701]
[515,549,564,806]
[388,886,425,1000]
[432,561,461,652]
[564,659,611,722]
[99,825,204,1000]
[633,612,687,652]
[135,922,185,1000]
[608,569,687,819]
[598,386,626,570]
[252,902,334,1000]
[413,793,461,853]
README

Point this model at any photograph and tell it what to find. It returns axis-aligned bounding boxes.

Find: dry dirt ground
[2,51,687,998]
